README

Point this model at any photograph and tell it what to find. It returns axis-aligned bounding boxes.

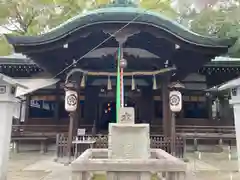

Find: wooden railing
[12,124,68,132]
[151,125,235,134]
[176,125,235,134]
[11,124,235,137]
[11,124,236,156]
[11,125,68,138]
[55,134,186,161]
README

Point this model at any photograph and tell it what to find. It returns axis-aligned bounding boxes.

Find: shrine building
[2,2,238,137]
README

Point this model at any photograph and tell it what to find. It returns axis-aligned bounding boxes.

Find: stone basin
[72,148,186,170]
[71,124,187,180]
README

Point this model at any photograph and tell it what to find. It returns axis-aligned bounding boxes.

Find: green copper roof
[5,6,236,48]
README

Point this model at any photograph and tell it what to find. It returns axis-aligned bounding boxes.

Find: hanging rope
[65,66,176,83]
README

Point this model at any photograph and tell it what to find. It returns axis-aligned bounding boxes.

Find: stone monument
[218,78,240,171]
[108,107,151,180]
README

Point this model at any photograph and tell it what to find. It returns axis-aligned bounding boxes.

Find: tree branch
[13,4,28,33]
[25,11,38,32]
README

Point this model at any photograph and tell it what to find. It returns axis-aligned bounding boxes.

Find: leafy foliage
[139,0,178,19]
[0,35,12,55]
[186,1,240,57]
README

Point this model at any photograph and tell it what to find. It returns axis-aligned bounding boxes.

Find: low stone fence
[55,134,186,161]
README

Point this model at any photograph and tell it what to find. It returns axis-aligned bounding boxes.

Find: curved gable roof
[5,7,236,48]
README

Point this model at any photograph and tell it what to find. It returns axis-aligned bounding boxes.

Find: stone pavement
[6,147,240,180]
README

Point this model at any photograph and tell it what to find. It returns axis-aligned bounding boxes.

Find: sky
[0,26,10,34]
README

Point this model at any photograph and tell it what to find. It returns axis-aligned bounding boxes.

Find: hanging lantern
[169,90,182,112]
[107,76,112,90]
[80,74,85,87]
[152,75,157,90]
[131,75,135,90]
[65,90,78,112]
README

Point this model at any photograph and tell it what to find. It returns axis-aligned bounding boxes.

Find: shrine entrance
[98,99,136,132]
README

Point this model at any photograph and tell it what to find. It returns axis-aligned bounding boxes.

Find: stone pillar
[0,80,18,180]
[108,107,151,180]
[229,87,240,171]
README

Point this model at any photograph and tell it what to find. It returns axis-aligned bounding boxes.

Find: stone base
[107,172,151,180]
[71,149,187,180]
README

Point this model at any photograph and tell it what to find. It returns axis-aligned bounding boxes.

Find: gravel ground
[6,147,240,180]
[7,152,53,180]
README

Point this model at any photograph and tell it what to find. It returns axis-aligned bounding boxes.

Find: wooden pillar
[74,87,81,132]
[162,76,171,137]
[66,75,81,163]
[67,112,74,164]
[73,75,82,136]
[54,82,60,131]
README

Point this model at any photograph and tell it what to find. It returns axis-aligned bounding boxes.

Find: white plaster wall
[13,98,26,122]
[13,100,21,119]
[20,101,26,122]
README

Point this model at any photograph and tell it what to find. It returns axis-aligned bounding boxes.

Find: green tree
[0,0,62,55]
[186,2,240,57]
[0,35,11,55]
[0,0,114,35]
[139,0,177,19]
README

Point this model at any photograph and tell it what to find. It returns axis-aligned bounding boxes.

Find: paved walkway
[6,148,240,180]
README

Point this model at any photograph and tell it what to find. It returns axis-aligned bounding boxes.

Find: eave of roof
[1,54,240,67]
[0,53,34,64]
[4,7,236,49]
[197,75,240,93]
